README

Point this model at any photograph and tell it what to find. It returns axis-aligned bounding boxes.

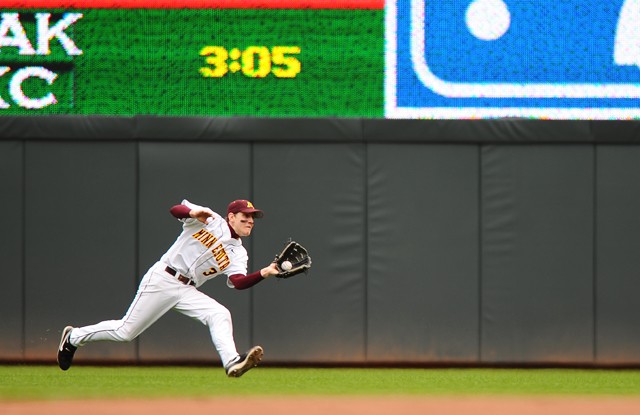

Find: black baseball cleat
[57,326,77,371]
[225,346,264,378]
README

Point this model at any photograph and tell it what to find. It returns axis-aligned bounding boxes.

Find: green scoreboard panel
[0,1,383,117]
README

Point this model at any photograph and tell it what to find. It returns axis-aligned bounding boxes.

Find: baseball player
[57,199,280,377]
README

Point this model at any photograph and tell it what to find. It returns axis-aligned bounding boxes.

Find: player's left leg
[173,288,263,377]
[173,288,239,365]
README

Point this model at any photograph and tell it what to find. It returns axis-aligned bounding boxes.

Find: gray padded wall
[367,144,480,362]
[0,141,23,359]
[596,146,640,364]
[24,141,137,361]
[481,145,594,363]
[253,143,366,363]
[2,118,640,366]
[137,142,253,363]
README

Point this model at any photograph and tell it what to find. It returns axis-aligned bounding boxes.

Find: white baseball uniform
[68,199,252,366]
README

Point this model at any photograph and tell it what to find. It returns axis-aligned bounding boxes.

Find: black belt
[165,266,195,286]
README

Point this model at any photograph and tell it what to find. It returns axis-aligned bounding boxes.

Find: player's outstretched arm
[260,262,279,278]
[170,204,214,224]
[189,207,214,224]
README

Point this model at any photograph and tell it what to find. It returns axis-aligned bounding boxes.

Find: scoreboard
[2,0,640,119]
[0,1,383,116]
[386,0,640,119]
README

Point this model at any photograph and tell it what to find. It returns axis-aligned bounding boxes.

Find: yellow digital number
[271,46,301,78]
[242,46,271,78]
[199,45,301,78]
[199,46,228,78]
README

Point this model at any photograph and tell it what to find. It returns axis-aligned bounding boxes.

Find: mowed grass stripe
[1,366,639,400]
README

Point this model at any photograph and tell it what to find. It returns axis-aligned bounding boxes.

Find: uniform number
[203,267,218,276]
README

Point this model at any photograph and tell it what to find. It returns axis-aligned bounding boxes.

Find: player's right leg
[57,263,180,370]
[57,325,76,370]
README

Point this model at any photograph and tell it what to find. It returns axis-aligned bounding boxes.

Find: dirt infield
[3,397,640,415]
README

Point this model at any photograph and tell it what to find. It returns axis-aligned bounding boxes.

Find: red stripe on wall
[1,0,384,9]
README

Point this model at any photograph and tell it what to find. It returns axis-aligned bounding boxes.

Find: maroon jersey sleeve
[228,271,265,290]
[170,204,191,219]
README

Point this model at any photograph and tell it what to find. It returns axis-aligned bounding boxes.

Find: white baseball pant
[68,261,239,366]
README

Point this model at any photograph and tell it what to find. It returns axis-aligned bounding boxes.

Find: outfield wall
[1,118,640,366]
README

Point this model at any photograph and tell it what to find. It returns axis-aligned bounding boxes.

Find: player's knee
[217,307,232,322]
[117,332,137,342]
[115,325,139,342]
[207,306,232,327]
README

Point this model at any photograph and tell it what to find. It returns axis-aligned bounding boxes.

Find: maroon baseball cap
[227,199,264,218]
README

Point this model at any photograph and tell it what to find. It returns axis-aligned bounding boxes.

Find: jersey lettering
[192,229,218,249]
[191,229,232,275]
[212,243,231,271]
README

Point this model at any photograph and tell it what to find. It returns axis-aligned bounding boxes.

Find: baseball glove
[273,240,312,279]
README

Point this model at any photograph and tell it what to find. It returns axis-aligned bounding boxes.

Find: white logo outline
[385,0,640,119]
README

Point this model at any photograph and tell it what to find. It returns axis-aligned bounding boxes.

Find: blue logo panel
[386,0,640,119]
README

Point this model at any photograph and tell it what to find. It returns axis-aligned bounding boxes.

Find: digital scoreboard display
[0,0,384,116]
[387,0,640,119]
[2,0,640,119]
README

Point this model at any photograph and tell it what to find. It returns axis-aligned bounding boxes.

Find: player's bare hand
[190,207,214,224]
[260,262,280,278]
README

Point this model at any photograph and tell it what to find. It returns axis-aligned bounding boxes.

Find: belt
[165,266,195,286]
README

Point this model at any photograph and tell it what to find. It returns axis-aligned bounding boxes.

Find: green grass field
[1,366,639,401]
